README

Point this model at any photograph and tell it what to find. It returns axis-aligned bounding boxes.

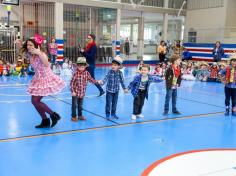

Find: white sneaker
[137,114,144,118]
[131,114,137,120]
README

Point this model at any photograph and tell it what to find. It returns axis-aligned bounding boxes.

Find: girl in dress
[22,34,65,128]
[182,61,196,81]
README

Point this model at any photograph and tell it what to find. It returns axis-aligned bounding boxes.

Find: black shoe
[35,118,50,128]
[98,90,105,97]
[173,110,181,114]
[225,108,229,116]
[50,112,61,127]
[163,110,168,115]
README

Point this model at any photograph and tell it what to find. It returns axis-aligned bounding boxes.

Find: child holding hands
[128,64,163,120]
[70,57,98,122]
[98,56,128,119]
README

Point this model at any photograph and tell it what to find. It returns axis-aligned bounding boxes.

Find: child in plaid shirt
[70,57,98,122]
[98,56,128,119]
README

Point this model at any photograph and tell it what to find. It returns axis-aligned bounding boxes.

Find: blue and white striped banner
[56,39,64,62]
[183,43,236,61]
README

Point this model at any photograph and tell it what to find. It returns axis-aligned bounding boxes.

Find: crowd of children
[150,59,227,83]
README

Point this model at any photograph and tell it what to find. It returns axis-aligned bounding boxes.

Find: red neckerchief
[172,65,180,77]
[85,41,96,52]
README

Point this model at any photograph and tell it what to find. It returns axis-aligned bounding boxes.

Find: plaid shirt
[128,74,163,99]
[70,69,97,98]
[102,69,126,93]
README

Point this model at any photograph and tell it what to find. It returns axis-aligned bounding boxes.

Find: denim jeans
[71,96,83,117]
[164,88,177,112]
[133,89,147,115]
[105,91,119,115]
[225,86,236,108]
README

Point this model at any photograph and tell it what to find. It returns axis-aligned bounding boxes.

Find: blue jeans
[164,88,177,112]
[105,91,119,115]
[71,96,83,117]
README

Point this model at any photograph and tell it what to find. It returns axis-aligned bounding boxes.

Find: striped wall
[56,39,64,62]
[183,43,236,61]
[116,41,120,56]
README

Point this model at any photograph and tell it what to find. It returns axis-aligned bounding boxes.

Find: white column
[54,2,64,62]
[163,0,169,42]
[115,0,121,56]
[89,8,92,34]
[54,2,63,39]
[137,12,144,60]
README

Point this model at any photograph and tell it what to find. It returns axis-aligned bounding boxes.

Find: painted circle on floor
[142,149,236,176]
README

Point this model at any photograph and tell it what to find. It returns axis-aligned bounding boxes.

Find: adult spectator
[212,41,224,62]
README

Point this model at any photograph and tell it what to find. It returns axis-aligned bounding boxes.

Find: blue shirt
[102,69,126,93]
[128,74,163,99]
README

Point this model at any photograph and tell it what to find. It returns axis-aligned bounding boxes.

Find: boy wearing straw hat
[70,57,98,121]
[98,56,128,119]
[219,54,236,116]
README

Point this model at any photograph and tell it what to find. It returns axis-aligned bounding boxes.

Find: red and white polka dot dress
[28,55,65,96]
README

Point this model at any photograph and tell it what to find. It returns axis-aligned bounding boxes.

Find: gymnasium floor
[0,66,235,176]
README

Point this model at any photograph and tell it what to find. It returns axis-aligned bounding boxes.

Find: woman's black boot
[50,112,61,127]
[35,118,50,128]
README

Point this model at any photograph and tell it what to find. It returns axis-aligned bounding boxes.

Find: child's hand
[97,80,103,84]
[124,89,129,93]
[71,92,76,96]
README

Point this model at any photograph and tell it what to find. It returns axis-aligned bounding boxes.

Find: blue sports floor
[0,66,235,176]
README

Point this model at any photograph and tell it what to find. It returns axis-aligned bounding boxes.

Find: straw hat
[76,57,88,66]
[200,61,208,66]
[218,62,227,67]
[112,56,123,65]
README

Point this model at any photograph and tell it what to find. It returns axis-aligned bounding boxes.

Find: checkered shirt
[70,69,97,98]
[102,69,126,93]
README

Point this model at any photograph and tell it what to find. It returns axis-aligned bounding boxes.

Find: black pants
[159,53,166,63]
[86,66,104,92]
[133,89,147,115]
[71,96,83,117]
[225,86,236,108]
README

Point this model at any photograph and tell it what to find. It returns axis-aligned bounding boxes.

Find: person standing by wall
[212,41,224,62]
[157,40,167,63]
[124,38,130,58]
[80,34,104,96]
[48,37,58,66]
